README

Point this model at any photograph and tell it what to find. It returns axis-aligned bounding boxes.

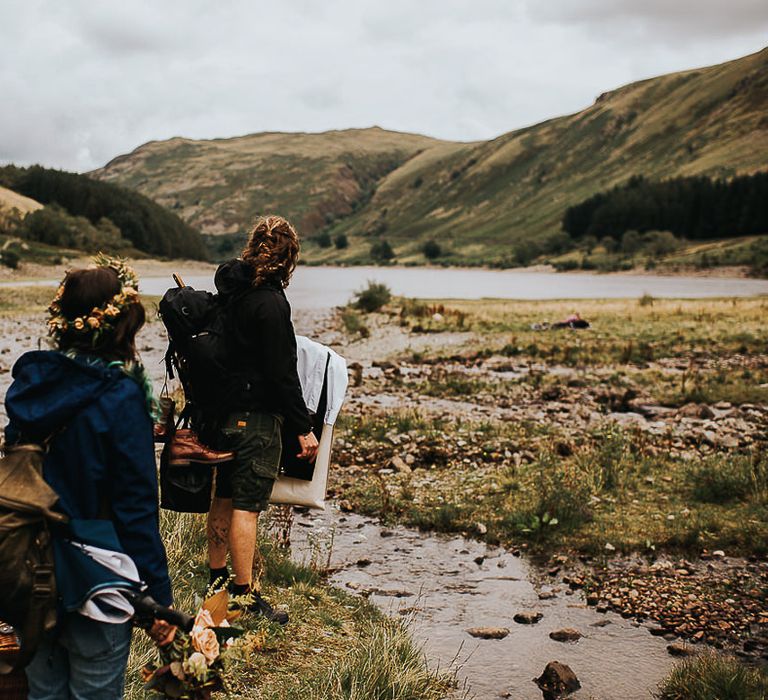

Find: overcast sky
[2,0,766,173]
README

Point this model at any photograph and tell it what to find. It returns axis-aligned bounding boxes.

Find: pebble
[465,627,510,640]
[667,642,696,657]
[549,628,582,642]
[513,611,543,625]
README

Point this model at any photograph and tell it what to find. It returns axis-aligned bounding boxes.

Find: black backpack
[158,286,236,412]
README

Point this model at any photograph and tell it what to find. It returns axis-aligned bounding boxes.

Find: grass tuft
[353,281,392,313]
[657,653,768,700]
[340,308,370,337]
[688,452,768,504]
[260,618,454,700]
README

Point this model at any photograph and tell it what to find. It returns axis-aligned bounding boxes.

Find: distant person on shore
[200,215,317,624]
[553,312,590,329]
[4,258,173,699]
[531,312,590,331]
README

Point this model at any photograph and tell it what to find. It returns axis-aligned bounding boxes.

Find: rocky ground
[307,298,768,667]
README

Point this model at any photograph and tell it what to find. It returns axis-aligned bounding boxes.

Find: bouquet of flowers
[142,591,244,699]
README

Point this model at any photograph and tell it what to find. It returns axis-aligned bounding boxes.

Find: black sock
[231,582,251,596]
[209,566,229,587]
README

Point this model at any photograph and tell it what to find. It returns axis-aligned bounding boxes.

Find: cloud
[0,0,766,171]
[526,0,768,40]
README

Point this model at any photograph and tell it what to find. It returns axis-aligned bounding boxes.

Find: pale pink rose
[191,626,220,664]
[169,661,185,680]
[183,652,208,681]
[193,609,215,630]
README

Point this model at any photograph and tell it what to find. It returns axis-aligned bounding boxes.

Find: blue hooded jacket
[4,350,172,607]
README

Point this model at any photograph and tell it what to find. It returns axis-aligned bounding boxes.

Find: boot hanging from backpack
[165,404,233,468]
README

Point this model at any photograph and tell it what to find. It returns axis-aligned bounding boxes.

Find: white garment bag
[269,337,347,510]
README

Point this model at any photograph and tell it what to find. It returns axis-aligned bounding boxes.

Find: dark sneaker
[207,574,230,594]
[249,592,289,626]
[229,588,289,625]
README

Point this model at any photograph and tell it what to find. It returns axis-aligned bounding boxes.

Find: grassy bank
[332,295,768,557]
[126,511,452,699]
[335,410,768,556]
[0,286,59,316]
[398,296,768,365]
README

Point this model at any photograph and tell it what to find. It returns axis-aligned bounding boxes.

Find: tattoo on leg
[209,524,229,549]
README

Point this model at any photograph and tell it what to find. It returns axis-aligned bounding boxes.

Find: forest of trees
[0,165,208,259]
[563,172,768,241]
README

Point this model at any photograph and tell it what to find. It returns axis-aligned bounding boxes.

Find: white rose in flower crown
[182,652,208,681]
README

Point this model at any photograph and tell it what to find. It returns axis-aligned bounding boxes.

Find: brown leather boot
[169,429,234,466]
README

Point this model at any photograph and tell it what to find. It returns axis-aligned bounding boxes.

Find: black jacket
[214,259,312,435]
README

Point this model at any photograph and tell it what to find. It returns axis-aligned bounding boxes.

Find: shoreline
[0,257,218,285]
[0,257,759,285]
[302,260,759,279]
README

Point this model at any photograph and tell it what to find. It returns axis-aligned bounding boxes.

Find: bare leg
[207,496,233,569]
[230,509,261,589]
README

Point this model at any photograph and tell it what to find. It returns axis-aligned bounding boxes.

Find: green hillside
[0,165,208,260]
[92,48,768,265]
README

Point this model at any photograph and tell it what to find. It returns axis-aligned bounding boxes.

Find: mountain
[92,128,446,238]
[92,48,768,265]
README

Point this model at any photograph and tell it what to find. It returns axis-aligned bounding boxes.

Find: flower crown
[47,253,140,344]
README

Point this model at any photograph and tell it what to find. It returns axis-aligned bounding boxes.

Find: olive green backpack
[0,444,68,673]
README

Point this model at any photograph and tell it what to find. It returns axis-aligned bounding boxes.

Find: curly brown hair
[241,215,300,288]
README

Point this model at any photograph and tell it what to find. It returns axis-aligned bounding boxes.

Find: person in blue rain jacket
[4,259,173,700]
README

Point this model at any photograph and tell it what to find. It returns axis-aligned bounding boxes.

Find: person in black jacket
[204,215,316,624]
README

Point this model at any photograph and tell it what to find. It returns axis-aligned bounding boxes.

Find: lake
[5,265,768,309]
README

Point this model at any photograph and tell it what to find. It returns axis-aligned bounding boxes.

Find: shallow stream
[291,507,673,700]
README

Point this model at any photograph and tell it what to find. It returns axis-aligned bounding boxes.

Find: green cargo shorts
[212,411,283,512]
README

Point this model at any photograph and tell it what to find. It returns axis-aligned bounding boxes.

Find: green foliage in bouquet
[142,592,246,700]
